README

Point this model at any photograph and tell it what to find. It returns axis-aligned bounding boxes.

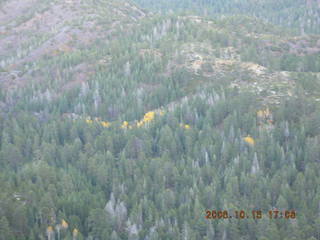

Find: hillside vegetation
[134,0,320,34]
[0,0,320,239]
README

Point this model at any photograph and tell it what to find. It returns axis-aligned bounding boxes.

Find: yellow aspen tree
[184,124,191,130]
[101,121,110,128]
[257,110,265,118]
[137,121,144,128]
[143,111,155,123]
[61,219,68,229]
[121,121,129,129]
[47,226,54,240]
[73,228,79,240]
[244,136,255,146]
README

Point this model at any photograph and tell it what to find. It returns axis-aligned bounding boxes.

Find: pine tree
[0,216,13,240]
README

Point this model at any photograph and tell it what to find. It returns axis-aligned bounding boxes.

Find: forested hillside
[134,0,320,34]
[0,0,320,239]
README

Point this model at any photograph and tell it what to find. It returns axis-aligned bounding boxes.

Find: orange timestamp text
[205,210,296,220]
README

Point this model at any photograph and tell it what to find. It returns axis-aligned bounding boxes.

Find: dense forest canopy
[0,0,320,239]
[133,0,320,34]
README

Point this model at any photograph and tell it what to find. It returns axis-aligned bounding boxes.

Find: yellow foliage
[257,108,271,118]
[137,121,144,128]
[101,121,110,128]
[244,136,255,146]
[73,228,79,237]
[47,226,53,233]
[61,219,68,229]
[257,110,264,118]
[143,111,155,123]
[84,109,164,130]
[135,111,156,128]
[121,121,129,129]
[180,123,191,129]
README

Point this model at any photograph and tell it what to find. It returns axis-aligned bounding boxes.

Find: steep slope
[134,0,320,34]
[1,10,319,118]
[0,1,320,239]
[0,0,148,88]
